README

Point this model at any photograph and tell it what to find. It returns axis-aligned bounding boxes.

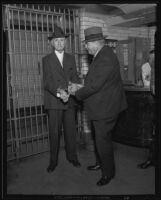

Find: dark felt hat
[48,26,68,40]
[83,26,107,42]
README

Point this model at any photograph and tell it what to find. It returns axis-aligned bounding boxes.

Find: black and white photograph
[2,2,160,200]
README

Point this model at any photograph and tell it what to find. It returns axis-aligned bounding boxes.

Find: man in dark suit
[69,26,128,186]
[42,26,81,173]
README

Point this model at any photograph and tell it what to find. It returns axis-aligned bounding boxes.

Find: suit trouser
[48,108,78,166]
[92,117,117,177]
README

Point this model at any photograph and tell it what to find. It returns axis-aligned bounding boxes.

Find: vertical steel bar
[30,11,39,151]
[42,12,49,145]
[47,13,51,53]
[41,14,45,54]
[35,13,43,147]
[63,8,66,35]
[73,9,79,72]
[22,10,29,152]
[51,13,54,32]
[6,6,15,155]
[17,9,23,152]
[56,12,59,25]
[11,9,20,158]
[73,10,76,55]
[29,11,37,151]
[47,13,49,36]
[75,9,81,74]
[36,13,45,145]
[7,75,14,153]
[26,11,34,152]
[68,9,72,52]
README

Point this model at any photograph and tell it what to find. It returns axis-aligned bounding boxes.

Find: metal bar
[11,9,20,158]
[7,149,49,162]
[22,10,30,152]
[27,11,34,152]
[36,13,45,145]
[9,132,49,141]
[73,10,76,55]
[7,112,47,121]
[56,11,59,25]
[51,12,54,32]
[30,11,39,151]
[34,12,41,150]
[63,8,66,35]
[7,76,14,153]
[76,10,81,74]
[5,6,15,155]
[68,9,72,52]
[41,14,45,54]
[17,9,23,152]
[47,13,49,34]
[42,12,49,145]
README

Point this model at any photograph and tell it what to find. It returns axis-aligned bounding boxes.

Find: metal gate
[4,4,81,161]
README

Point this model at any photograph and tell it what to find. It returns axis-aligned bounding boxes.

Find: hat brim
[48,34,69,40]
[82,36,107,42]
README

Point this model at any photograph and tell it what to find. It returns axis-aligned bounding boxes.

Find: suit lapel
[62,53,71,83]
[85,46,106,81]
[85,58,96,81]
[62,53,69,74]
[49,52,67,79]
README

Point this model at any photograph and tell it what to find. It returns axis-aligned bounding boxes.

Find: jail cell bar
[5,4,82,161]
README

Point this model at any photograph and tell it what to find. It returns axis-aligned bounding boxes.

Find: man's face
[85,41,98,55]
[51,37,66,52]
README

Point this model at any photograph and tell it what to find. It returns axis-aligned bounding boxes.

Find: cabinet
[115,37,150,84]
[112,86,155,147]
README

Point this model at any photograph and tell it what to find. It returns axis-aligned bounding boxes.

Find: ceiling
[58,4,157,27]
[105,4,156,27]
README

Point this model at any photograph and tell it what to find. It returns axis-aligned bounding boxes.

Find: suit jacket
[42,51,80,110]
[75,45,128,120]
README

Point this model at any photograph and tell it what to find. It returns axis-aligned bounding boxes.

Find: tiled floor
[7,142,155,195]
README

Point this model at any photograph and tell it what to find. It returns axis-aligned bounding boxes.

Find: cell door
[4,4,80,161]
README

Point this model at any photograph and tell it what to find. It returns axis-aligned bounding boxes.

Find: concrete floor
[7,142,155,195]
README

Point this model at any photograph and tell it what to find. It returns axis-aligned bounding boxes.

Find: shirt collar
[94,45,104,57]
[55,50,64,55]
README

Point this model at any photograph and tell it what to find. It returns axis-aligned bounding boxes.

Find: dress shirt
[55,50,64,67]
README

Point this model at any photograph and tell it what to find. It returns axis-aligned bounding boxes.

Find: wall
[79,9,156,76]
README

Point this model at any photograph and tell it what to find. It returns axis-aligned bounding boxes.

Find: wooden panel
[116,39,135,82]
[116,42,125,80]
[128,37,135,83]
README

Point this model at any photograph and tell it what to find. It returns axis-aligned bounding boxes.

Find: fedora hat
[83,26,107,42]
[48,25,68,40]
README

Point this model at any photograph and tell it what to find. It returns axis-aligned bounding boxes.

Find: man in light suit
[69,26,128,186]
[42,26,81,173]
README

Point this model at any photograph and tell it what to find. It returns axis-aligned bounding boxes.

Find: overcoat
[75,45,128,120]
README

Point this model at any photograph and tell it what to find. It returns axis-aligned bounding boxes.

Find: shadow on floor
[7,142,155,195]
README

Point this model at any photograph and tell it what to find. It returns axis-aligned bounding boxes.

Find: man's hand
[57,88,69,103]
[68,82,83,95]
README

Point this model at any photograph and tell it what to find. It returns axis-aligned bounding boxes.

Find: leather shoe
[69,160,81,168]
[137,160,154,169]
[47,164,57,173]
[87,164,101,171]
[97,175,113,186]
